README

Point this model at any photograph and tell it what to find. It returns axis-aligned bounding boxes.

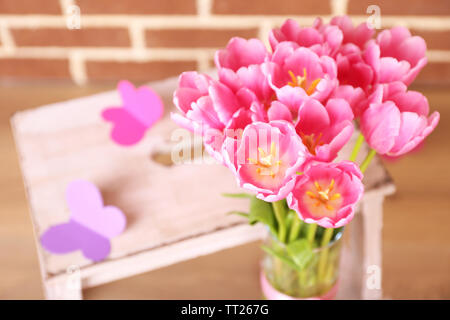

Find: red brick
[411,30,450,50]
[86,60,197,82]
[146,28,258,48]
[12,28,130,47]
[0,0,61,14]
[213,0,330,15]
[0,58,70,80]
[414,62,450,85]
[76,0,196,15]
[348,0,450,15]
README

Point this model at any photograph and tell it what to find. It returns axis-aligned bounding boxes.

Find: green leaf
[249,197,277,235]
[286,239,314,269]
[261,245,301,271]
[222,193,254,198]
[224,193,278,236]
[226,211,249,219]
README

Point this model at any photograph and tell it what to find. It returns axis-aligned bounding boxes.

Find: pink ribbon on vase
[260,271,339,300]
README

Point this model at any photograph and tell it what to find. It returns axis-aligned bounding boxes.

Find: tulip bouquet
[171,16,439,299]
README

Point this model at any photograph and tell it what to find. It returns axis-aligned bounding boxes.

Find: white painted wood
[44,269,83,300]
[361,195,386,299]
[50,223,266,291]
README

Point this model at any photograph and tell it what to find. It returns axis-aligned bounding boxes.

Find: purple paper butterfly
[40,180,126,262]
[102,80,164,146]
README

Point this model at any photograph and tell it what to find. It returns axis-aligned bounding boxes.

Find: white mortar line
[1,16,67,28]
[427,50,450,62]
[0,47,70,58]
[68,51,87,85]
[196,50,211,72]
[197,0,212,18]
[0,15,331,28]
[2,15,450,30]
[0,23,16,54]
[0,47,217,61]
[129,22,146,59]
[258,20,273,49]
[349,16,450,30]
[330,0,348,16]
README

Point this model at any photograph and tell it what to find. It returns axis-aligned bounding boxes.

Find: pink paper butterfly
[40,180,126,262]
[102,80,164,146]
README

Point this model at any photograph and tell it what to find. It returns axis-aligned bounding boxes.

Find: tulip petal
[361,102,401,154]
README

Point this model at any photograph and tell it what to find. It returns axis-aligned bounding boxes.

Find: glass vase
[261,228,344,299]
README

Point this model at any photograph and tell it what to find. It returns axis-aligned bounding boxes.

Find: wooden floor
[0,84,449,299]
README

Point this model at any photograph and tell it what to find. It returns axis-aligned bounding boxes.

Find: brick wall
[0,0,449,85]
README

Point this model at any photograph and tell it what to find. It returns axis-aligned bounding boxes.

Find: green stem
[360,149,377,173]
[317,228,334,282]
[349,133,365,162]
[288,214,303,243]
[272,200,287,243]
[273,258,284,291]
[306,223,318,246]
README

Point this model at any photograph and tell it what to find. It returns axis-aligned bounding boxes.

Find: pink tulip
[218,64,275,108]
[330,16,375,49]
[172,71,224,133]
[269,18,343,57]
[376,26,427,85]
[335,43,375,90]
[364,27,427,86]
[172,71,255,163]
[215,37,275,115]
[360,82,440,156]
[215,37,269,71]
[215,37,271,100]
[263,42,338,103]
[294,98,354,161]
[330,85,366,117]
[267,101,293,122]
[287,161,364,228]
[222,121,308,202]
[172,70,262,130]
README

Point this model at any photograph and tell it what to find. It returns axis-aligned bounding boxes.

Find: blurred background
[0,0,449,299]
[0,0,449,85]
